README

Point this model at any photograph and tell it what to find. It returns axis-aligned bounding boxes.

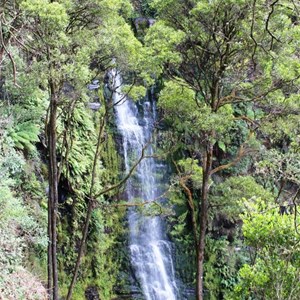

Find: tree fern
[8,121,40,153]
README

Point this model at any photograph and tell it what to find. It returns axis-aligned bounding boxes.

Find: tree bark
[47,193,53,299]
[196,142,213,300]
[48,82,59,300]
[179,177,199,250]
[66,200,94,300]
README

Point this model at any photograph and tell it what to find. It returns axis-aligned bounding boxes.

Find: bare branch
[292,188,300,234]
[93,142,149,199]
[0,20,20,87]
[172,158,199,248]
[250,0,258,69]
[210,131,256,176]
[107,189,169,210]
[265,0,281,49]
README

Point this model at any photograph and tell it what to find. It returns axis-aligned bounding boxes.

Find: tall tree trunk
[196,142,213,300]
[66,201,93,300]
[179,178,199,250]
[0,48,4,78]
[47,194,53,299]
[66,116,106,300]
[48,84,59,300]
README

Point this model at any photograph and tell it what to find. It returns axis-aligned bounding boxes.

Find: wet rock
[148,18,156,27]
[133,17,156,30]
[138,119,146,126]
[87,83,100,90]
[87,102,101,111]
[85,286,100,300]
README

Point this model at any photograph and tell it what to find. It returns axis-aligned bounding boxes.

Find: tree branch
[172,158,199,249]
[210,131,255,176]
[265,0,281,49]
[0,20,20,87]
[93,142,149,199]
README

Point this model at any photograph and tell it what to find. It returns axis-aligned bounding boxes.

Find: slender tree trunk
[47,193,53,299]
[48,84,59,300]
[66,116,106,300]
[66,201,93,300]
[180,178,199,250]
[0,48,4,78]
[196,142,213,300]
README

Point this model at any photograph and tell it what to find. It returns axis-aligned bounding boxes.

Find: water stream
[112,71,178,300]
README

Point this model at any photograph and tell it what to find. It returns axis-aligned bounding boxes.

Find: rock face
[87,78,101,110]
[85,286,100,300]
[87,102,101,111]
[87,80,100,91]
[133,17,156,30]
[132,17,156,38]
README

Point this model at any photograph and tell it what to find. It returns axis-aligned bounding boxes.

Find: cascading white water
[112,70,178,300]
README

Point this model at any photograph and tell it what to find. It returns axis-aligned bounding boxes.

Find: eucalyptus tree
[17,0,144,299]
[145,0,300,298]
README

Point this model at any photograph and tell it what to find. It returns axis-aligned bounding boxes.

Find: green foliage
[242,200,298,252]
[88,208,125,299]
[255,149,300,196]
[158,81,234,140]
[143,22,184,83]
[211,176,274,220]
[167,182,198,286]
[58,103,99,198]
[158,81,197,122]
[229,198,300,300]
[101,132,121,192]
[1,0,299,298]
[1,52,47,155]
[122,85,147,101]
[99,15,144,73]
[55,101,126,298]
[204,237,243,300]
[8,121,40,152]
[0,132,47,299]
[139,0,156,17]
[168,182,196,245]
[178,158,203,187]
[273,149,299,180]
[21,0,69,30]
[59,204,126,300]
[14,1,147,297]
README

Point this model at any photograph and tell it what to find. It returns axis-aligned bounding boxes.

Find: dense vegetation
[0,0,299,299]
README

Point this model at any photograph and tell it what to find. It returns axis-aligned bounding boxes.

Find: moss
[53,105,128,299]
[57,206,127,299]
[101,130,122,193]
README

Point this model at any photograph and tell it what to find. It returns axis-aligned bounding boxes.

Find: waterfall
[112,70,178,300]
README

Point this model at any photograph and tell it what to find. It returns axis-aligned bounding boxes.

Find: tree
[229,198,300,300]
[0,0,25,85]
[145,0,300,298]
[18,0,144,298]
